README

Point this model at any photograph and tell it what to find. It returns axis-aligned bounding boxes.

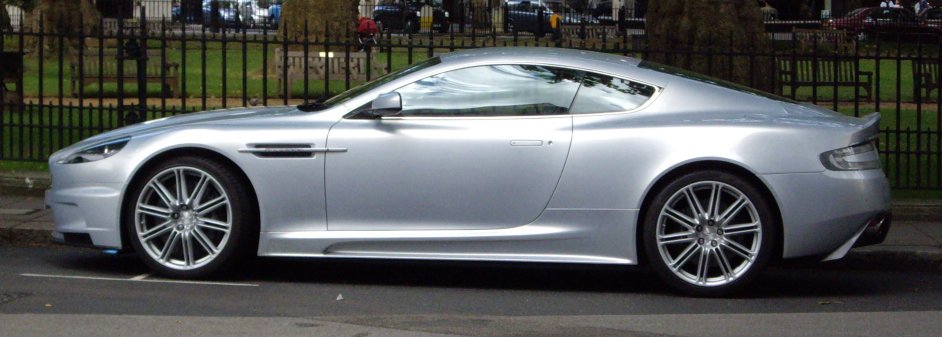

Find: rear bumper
[761,169,891,260]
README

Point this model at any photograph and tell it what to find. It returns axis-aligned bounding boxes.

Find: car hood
[66,106,302,150]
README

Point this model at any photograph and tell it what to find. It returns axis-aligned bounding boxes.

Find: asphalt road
[1,245,941,336]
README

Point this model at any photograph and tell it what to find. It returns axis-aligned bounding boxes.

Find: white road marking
[19,273,258,287]
[130,273,151,281]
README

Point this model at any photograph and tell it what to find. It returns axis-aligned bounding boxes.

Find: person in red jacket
[357,15,379,52]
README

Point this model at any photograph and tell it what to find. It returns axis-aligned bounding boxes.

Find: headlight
[444,11,450,18]
[416,11,421,17]
[820,141,881,171]
[58,137,130,164]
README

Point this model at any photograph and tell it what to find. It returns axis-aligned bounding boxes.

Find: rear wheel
[642,170,775,296]
[125,156,256,278]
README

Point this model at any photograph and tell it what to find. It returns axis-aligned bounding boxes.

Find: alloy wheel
[134,166,232,271]
[654,181,762,287]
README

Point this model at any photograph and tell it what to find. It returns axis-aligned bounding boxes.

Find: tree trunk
[646,0,776,93]
[1,0,10,31]
[279,0,358,45]
[25,0,100,56]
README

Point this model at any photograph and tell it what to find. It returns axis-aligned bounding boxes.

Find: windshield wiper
[297,98,329,112]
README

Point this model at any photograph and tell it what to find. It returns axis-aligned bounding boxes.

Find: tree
[645,0,776,93]
[23,0,100,56]
[279,0,359,43]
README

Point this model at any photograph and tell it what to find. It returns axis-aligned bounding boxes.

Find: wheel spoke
[192,228,219,255]
[196,196,227,215]
[717,196,747,226]
[715,248,735,281]
[663,206,697,230]
[188,175,208,206]
[706,183,721,219]
[696,248,710,284]
[140,220,173,242]
[723,222,760,236]
[137,204,172,220]
[197,217,231,233]
[670,242,699,271]
[159,231,180,262]
[684,187,707,218]
[182,232,195,267]
[175,169,188,205]
[150,181,178,207]
[658,231,697,245]
[721,239,755,261]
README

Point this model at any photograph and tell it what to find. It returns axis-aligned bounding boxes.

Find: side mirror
[370,92,402,117]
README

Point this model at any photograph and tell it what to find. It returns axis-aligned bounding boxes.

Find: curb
[0,227,52,246]
[0,171,51,196]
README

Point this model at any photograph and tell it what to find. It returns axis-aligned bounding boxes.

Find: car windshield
[322,57,442,107]
[638,60,799,104]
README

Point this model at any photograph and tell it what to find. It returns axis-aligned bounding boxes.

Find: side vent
[238,144,317,158]
[238,143,348,158]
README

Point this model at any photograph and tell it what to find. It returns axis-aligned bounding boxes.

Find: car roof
[439,47,642,69]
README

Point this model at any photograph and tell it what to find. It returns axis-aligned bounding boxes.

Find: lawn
[14,42,431,100]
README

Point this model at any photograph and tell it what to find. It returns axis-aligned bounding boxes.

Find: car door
[324,64,581,231]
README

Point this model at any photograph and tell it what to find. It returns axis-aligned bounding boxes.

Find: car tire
[125,156,257,279]
[642,170,776,297]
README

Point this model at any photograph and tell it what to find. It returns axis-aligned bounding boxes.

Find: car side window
[394,65,582,117]
[569,72,656,114]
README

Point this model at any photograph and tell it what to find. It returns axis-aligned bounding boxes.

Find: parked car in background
[173,0,203,24]
[506,1,596,37]
[828,7,931,40]
[269,1,282,29]
[202,0,244,28]
[373,0,451,34]
[506,1,553,36]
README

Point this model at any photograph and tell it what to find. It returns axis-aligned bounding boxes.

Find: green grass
[15,44,430,99]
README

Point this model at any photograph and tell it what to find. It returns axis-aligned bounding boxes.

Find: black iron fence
[3,10,942,191]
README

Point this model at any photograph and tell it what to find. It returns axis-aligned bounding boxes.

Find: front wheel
[642,170,776,296]
[125,156,257,279]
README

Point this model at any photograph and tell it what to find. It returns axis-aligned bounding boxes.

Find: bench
[792,28,853,51]
[778,57,873,101]
[69,50,180,98]
[913,61,942,99]
[274,49,383,99]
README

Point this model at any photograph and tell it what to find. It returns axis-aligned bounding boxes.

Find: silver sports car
[46,47,891,296]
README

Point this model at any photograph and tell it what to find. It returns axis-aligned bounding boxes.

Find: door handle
[510,140,543,147]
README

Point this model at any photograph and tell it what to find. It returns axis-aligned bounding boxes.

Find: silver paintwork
[46,47,890,268]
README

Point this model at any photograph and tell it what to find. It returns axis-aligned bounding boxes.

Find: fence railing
[3,12,942,190]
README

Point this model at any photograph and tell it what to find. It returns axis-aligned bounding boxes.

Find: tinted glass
[394,65,582,117]
[327,57,441,108]
[570,73,656,114]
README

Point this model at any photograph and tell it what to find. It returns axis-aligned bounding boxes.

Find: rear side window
[569,73,656,114]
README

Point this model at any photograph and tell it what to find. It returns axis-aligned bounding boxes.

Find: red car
[828,7,931,40]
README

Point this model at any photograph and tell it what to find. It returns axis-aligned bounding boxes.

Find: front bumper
[45,182,125,249]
